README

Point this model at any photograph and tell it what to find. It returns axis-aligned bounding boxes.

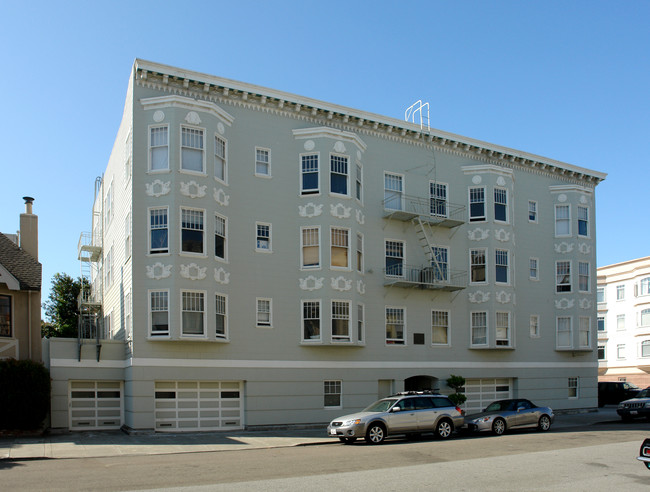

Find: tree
[43,273,82,338]
[446,374,467,407]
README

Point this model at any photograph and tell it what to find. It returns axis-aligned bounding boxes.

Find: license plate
[330,429,337,435]
[631,410,638,415]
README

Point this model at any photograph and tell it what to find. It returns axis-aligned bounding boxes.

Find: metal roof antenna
[405,100,430,132]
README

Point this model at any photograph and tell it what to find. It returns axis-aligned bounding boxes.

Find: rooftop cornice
[133,59,607,186]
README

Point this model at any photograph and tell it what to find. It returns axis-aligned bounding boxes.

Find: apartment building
[597,257,650,388]
[44,59,606,432]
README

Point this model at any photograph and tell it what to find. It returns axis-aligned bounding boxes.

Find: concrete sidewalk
[0,407,621,461]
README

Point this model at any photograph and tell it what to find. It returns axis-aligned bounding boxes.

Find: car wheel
[538,415,551,432]
[492,418,506,436]
[365,423,386,444]
[339,437,357,444]
[435,419,453,439]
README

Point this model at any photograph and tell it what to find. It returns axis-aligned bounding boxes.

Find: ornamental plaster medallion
[153,110,165,122]
[468,291,490,303]
[579,298,593,309]
[580,195,588,204]
[356,209,365,225]
[330,203,352,219]
[146,179,171,197]
[357,280,366,295]
[578,243,592,254]
[146,262,172,280]
[298,203,323,218]
[468,228,490,241]
[304,140,315,151]
[180,181,207,199]
[217,122,225,135]
[213,187,230,206]
[331,276,353,292]
[496,291,512,304]
[356,150,362,161]
[185,111,202,125]
[299,275,324,291]
[214,267,230,285]
[554,242,575,254]
[494,229,511,242]
[472,175,482,185]
[180,263,207,281]
[557,194,567,203]
[496,176,506,186]
[334,141,346,153]
[555,298,575,310]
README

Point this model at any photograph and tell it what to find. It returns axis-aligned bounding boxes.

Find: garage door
[154,381,243,432]
[464,378,513,414]
[69,381,123,430]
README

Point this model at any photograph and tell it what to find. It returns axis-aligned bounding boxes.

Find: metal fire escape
[77,176,104,361]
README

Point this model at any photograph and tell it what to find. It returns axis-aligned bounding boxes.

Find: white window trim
[0,294,14,338]
[214,213,228,263]
[299,152,320,195]
[496,311,511,347]
[256,297,272,328]
[555,204,571,237]
[179,125,207,175]
[529,257,539,281]
[214,133,228,185]
[556,316,573,349]
[494,187,508,224]
[470,311,488,347]
[300,225,321,270]
[429,181,449,218]
[355,162,363,205]
[528,200,538,223]
[568,377,579,399]
[324,380,342,409]
[301,299,322,342]
[180,207,206,257]
[215,292,228,340]
[469,248,488,285]
[383,171,404,211]
[556,260,572,294]
[495,249,510,285]
[148,289,170,338]
[385,305,406,346]
[330,226,351,270]
[356,232,364,274]
[255,222,272,253]
[431,309,450,347]
[530,314,540,339]
[617,344,626,360]
[578,261,590,293]
[148,206,169,256]
[329,153,350,198]
[331,299,352,343]
[578,316,591,349]
[180,290,207,339]
[385,238,405,278]
[148,124,170,173]
[577,205,590,238]
[255,147,272,178]
[469,186,487,222]
[357,303,365,344]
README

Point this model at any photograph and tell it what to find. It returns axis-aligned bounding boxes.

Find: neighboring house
[44,59,606,433]
[597,257,650,388]
[0,197,42,362]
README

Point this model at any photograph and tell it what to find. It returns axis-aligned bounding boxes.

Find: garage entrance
[69,380,123,430]
[404,375,438,392]
[464,378,513,414]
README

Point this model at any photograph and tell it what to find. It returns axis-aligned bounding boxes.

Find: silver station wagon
[327,392,465,444]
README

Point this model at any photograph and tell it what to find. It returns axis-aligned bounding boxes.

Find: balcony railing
[383,264,467,291]
[78,232,102,261]
[382,194,465,227]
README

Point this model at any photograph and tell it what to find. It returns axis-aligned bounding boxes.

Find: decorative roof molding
[140,94,234,126]
[549,184,594,195]
[0,263,20,290]
[462,164,514,178]
[292,126,367,152]
[133,59,606,185]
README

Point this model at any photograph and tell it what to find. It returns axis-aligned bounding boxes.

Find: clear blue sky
[1,1,648,317]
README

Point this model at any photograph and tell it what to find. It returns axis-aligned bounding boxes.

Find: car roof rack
[392,390,441,396]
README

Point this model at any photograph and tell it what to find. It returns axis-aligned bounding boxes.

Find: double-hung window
[431,246,448,281]
[494,188,507,222]
[0,295,11,337]
[182,291,205,336]
[431,310,449,345]
[430,182,447,217]
[386,307,405,345]
[597,316,605,332]
[597,286,606,303]
[302,300,321,341]
[469,187,485,222]
[215,294,227,339]
[149,126,169,171]
[555,205,570,236]
[528,200,538,222]
[105,246,113,288]
[255,148,270,176]
[385,240,404,277]
[256,298,271,327]
[578,262,590,292]
[332,301,350,342]
[181,127,205,173]
[641,277,650,296]
[256,223,271,251]
[617,314,626,331]
[470,249,486,283]
[579,317,590,348]
[496,312,510,346]
[530,315,540,338]
[384,172,403,210]
[330,155,348,195]
[568,378,578,398]
[557,317,572,348]
[214,135,227,183]
[324,380,342,408]
[598,345,606,360]
[215,214,227,261]
[149,207,168,254]
[330,228,349,268]
[577,206,589,237]
[495,250,509,284]
[150,291,169,337]
[356,233,364,273]
[640,309,650,327]
[301,154,319,194]
[556,261,571,293]
[471,312,487,346]
[181,208,204,254]
[529,258,539,280]
[355,163,363,202]
[641,340,650,358]
[617,284,625,300]
[301,227,320,268]
[617,344,626,359]
[357,304,364,342]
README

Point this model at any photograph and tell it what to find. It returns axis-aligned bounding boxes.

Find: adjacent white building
[44,59,606,433]
[597,257,650,388]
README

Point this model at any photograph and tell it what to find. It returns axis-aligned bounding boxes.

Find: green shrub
[446,374,467,407]
[0,359,51,430]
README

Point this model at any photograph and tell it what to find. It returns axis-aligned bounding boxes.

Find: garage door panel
[69,381,123,430]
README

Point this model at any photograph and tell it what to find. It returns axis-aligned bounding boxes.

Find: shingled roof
[0,232,42,291]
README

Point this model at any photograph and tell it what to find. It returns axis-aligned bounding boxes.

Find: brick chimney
[20,196,38,260]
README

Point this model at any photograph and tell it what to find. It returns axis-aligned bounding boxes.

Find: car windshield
[634,388,650,398]
[363,399,397,412]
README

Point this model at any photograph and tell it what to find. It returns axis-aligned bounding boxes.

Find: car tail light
[455,406,464,415]
[643,445,650,458]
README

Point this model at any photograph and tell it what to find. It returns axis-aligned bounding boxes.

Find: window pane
[330,155,348,195]
[0,295,12,337]
[303,301,320,340]
[182,209,204,253]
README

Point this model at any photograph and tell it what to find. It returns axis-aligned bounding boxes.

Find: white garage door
[464,378,513,414]
[154,381,243,432]
[69,381,123,430]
